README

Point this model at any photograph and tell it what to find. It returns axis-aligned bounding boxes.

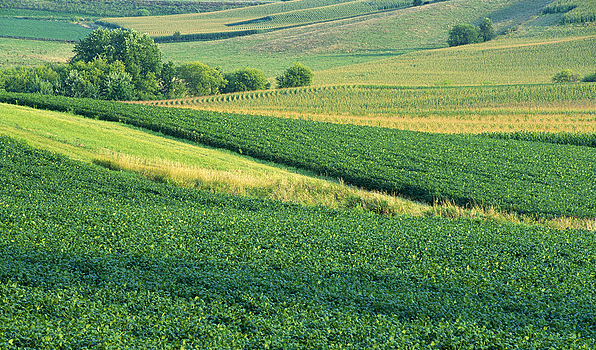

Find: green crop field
[2,0,596,346]
[146,84,596,134]
[2,136,596,348]
[3,92,596,220]
[0,38,73,68]
[0,17,92,41]
[544,0,596,23]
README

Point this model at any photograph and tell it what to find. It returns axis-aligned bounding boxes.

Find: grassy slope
[159,0,546,76]
[0,102,427,215]
[2,136,596,348]
[315,31,596,86]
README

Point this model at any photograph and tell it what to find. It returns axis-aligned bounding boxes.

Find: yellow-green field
[0,38,73,68]
[315,33,596,86]
[140,84,596,134]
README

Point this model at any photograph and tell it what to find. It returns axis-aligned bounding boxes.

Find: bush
[479,18,496,42]
[223,68,270,93]
[552,69,581,83]
[276,63,313,89]
[447,24,482,47]
[177,62,225,96]
[582,72,596,82]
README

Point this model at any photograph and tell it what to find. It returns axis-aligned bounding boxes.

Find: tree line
[0,28,313,101]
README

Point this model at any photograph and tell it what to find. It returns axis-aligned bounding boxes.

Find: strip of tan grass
[93,151,596,231]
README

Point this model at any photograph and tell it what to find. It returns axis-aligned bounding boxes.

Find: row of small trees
[0,28,313,101]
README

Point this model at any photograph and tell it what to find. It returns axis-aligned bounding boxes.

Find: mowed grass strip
[1,136,596,348]
[143,84,596,134]
[2,92,595,219]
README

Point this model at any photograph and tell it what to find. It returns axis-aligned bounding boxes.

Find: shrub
[552,69,581,83]
[447,24,482,47]
[276,63,313,89]
[223,68,270,93]
[582,72,596,82]
[479,17,496,42]
[177,62,225,96]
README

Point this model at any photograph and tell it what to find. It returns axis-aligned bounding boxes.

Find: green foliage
[483,131,596,148]
[552,69,581,83]
[1,136,596,348]
[583,72,596,82]
[177,62,225,96]
[447,24,482,47]
[223,67,270,93]
[159,61,187,99]
[478,17,495,42]
[543,0,596,23]
[0,65,59,94]
[2,92,595,219]
[276,63,313,88]
[73,28,162,98]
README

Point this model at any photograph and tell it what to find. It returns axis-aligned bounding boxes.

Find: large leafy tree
[73,28,162,98]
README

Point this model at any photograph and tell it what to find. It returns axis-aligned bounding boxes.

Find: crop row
[483,131,596,148]
[1,92,595,218]
[543,0,596,23]
[146,84,596,134]
[152,84,596,113]
[1,136,596,348]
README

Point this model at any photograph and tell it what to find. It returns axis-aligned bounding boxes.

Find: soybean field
[2,137,596,348]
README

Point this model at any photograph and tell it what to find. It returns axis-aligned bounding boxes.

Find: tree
[413,0,422,6]
[447,24,482,47]
[159,61,187,98]
[73,28,162,97]
[223,67,270,93]
[104,71,135,100]
[479,17,496,42]
[552,69,581,83]
[177,62,225,96]
[276,63,313,89]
